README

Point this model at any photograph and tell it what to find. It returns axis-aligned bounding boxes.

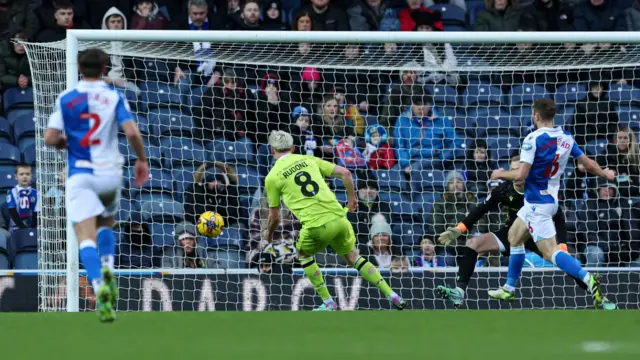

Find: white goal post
[21,30,640,312]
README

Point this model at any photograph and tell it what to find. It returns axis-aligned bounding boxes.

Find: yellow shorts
[296,216,356,256]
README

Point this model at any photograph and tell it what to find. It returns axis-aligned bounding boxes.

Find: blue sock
[505,245,526,292]
[552,250,590,284]
[79,240,103,292]
[97,227,116,270]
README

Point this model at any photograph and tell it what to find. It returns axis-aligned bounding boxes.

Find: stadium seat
[18,136,35,153]
[333,172,359,190]
[474,108,518,136]
[461,83,503,107]
[118,137,160,167]
[585,138,608,156]
[132,58,171,83]
[11,228,38,269]
[374,168,407,191]
[187,85,208,108]
[438,106,458,119]
[13,115,35,145]
[171,166,197,201]
[607,83,640,105]
[616,106,640,130]
[117,198,139,223]
[392,224,425,247]
[384,193,415,222]
[139,81,183,110]
[141,198,185,223]
[0,117,10,144]
[6,108,34,126]
[429,4,466,27]
[148,108,194,137]
[451,114,477,136]
[410,168,447,192]
[334,191,348,204]
[206,226,242,249]
[256,144,273,177]
[129,168,173,198]
[3,87,34,112]
[150,223,175,247]
[555,83,587,105]
[417,192,442,222]
[208,138,256,164]
[486,136,521,162]
[467,0,484,26]
[211,249,243,269]
[0,144,21,166]
[425,84,458,105]
[161,138,206,168]
[23,145,36,165]
[508,84,548,106]
[234,165,262,195]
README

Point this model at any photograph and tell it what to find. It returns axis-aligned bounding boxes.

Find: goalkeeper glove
[438,223,466,245]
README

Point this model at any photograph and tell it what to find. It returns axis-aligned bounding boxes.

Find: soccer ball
[197,211,225,238]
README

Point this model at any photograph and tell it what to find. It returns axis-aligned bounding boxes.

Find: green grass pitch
[1,311,639,360]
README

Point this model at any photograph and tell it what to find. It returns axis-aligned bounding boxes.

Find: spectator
[519,0,573,31]
[291,67,325,116]
[394,92,461,174]
[289,105,322,157]
[75,0,131,30]
[414,237,446,268]
[363,124,396,170]
[332,85,366,136]
[247,73,290,145]
[197,67,249,141]
[36,1,90,42]
[336,136,368,169]
[163,221,217,268]
[574,0,626,32]
[229,0,263,30]
[423,0,467,12]
[0,0,37,40]
[597,125,640,198]
[347,175,393,245]
[573,81,619,146]
[379,62,423,130]
[170,0,224,86]
[228,0,240,14]
[116,212,162,269]
[580,179,637,266]
[626,0,640,31]
[292,11,313,30]
[361,218,405,270]
[299,0,349,31]
[564,158,596,200]
[411,10,459,85]
[184,162,241,227]
[7,163,39,233]
[0,29,31,91]
[347,0,393,31]
[130,0,169,30]
[262,0,287,30]
[464,139,494,199]
[101,7,140,95]
[398,0,443,32]
[428,170,486,259]
[474,0,522,32]
[313,94,354,160]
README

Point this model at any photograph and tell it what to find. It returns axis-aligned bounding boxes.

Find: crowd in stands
[0,0,639,272]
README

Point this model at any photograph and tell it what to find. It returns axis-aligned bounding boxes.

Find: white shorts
[516,201,559,242]
[66,171,122,224]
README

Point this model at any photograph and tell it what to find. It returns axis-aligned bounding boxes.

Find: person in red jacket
[397,0,443,31]
[130,0,169,30]
[363,125,396,170]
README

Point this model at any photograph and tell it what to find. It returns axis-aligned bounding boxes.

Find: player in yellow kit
[263,130,407,311]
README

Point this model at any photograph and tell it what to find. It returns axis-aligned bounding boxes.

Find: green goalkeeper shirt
[265,153,347,228]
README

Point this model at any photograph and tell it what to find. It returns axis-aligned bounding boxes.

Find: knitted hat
[369,220,392,241]
[174,221,198,244]
[301,67,321,82]
[445,170,465,184]
[291,105,310,120]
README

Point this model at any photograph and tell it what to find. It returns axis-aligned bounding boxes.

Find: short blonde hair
[269,130,294,152]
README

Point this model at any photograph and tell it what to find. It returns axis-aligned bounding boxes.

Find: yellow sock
[300,257,332,301]
[354,256,393,297]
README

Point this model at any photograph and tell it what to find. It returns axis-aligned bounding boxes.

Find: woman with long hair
[598,124,640,197]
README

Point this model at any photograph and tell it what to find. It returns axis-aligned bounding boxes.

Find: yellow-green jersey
[265,153,347,228]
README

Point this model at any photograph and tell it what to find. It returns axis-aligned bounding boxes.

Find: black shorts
[490,226,540,256]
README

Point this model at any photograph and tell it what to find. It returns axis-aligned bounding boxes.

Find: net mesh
[22,39,640,311]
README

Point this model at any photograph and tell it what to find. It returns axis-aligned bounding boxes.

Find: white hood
[102,7,128,29]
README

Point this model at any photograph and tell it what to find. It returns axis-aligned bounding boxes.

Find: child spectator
[414,237,445,268]
[0,28,31,90]
[7,164,39,233]
[398,0,443,31]
[263,1,287,30]
[130,0,169,30]
[336,136,368,169]
[464,139,494,198]
[363,125,395,170]
[333,85,366,136]
[289,106,322,157]
[228,0,241,14]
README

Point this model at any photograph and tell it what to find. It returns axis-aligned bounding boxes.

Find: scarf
[189,17,215,75]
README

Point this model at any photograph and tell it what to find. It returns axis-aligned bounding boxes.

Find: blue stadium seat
[451,113,477,135]
[206,226,242,249]
[23,145,36,165]
[211,249,243,269]
[148,108,194,137]
[0,117,10,144]
[171,166,197,201]
[607,83,640,105]
[187,85,208,108]
[555,83,587,105]
[139,81,183,110]
[467,0,485,26]
[425,84,458,105]
[473,108,517,136]
[3,87,33,112]
[129,168,173,198]
[11,228,38,269]
[134,58,171,83]
[14,113,36,140]
[374,167,407,191]
[150,223,175,247]
[256,144,273,177]
[486,136,521,162]
[118,137,160,167]
[429,4,466,26]
[141,198,185,223]
[118,86,139,112]
[438,106,458,119]
[0,144,21,166]
[585,138,608,156]
[461,83,503,107]
[0,232,8,270]
[6,109,34,126]
[410,169,447,192]
[392,224,425,246]
[161,138,206,168]
[555,106,575,128]
[417,192,442,222]
[18,137,35,153]
[0,170,14,193]
[333,172,358,191]
[208,138,256,164]
[116,198,139,222]
[508,84,548,106]
[510,106,533,127]
[383,193,415,222]
[617,106,640,131]
[234,165,262,195]
[334,191,348,205]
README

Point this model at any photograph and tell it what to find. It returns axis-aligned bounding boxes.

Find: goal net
[22,31,640,311]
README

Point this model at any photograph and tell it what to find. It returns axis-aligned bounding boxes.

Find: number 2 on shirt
[544,154,560,178]
[79,112,101,147]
